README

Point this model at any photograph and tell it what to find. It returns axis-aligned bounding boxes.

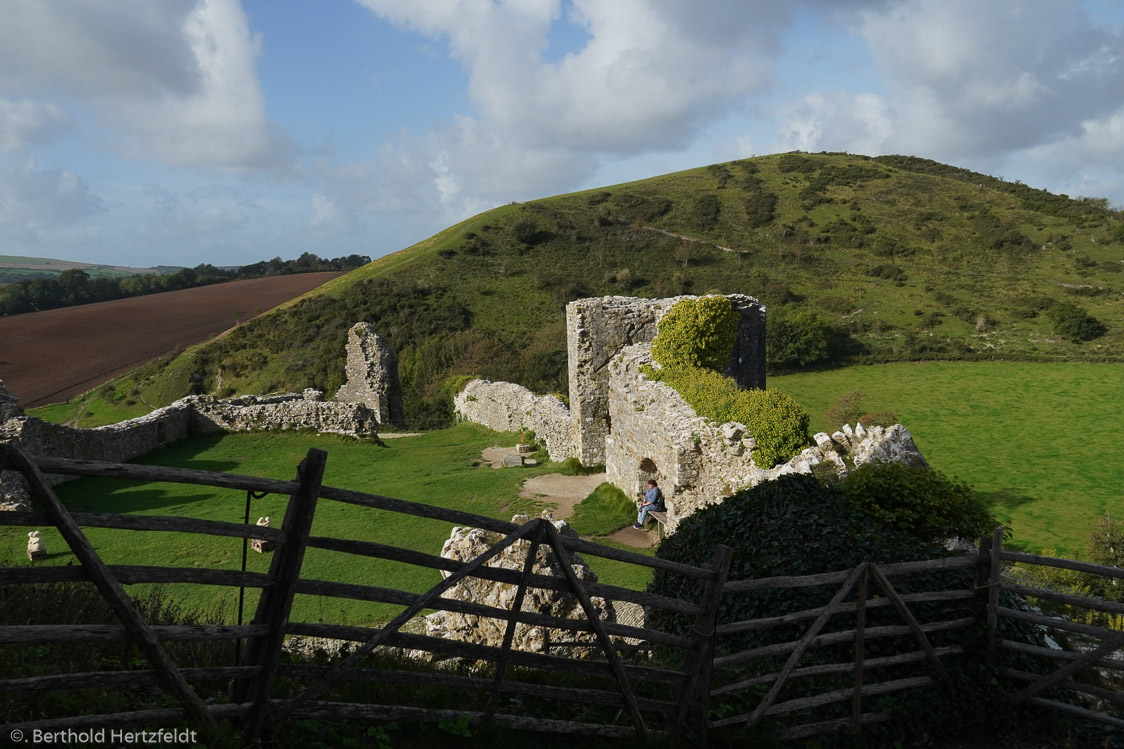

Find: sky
[1,0,1123,269]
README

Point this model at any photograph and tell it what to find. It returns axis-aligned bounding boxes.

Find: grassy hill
[0,254,178,284]
[40,152,1124,428]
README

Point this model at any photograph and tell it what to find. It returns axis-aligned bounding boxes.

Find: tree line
[0,252,370,316]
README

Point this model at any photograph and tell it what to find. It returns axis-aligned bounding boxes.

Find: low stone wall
[605,344,927,533]
[0,386,379,511]
[452,379,574,462]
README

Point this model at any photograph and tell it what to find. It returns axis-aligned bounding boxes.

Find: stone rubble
[424,512,621,658]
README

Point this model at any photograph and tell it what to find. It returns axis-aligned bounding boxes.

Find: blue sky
[1,0,1123,268]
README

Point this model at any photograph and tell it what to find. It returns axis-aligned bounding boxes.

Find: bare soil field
[0,272,343,407]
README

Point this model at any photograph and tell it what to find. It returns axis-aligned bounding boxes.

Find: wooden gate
[708,557,979,742]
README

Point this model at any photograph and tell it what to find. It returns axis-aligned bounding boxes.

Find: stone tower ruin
[334,322,405,427]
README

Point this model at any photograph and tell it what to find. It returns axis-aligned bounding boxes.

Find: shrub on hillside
[766,307,830,370]
[836,462,997,544]
[650,296,738,372]
[823,391,898,431]
[1046,300,1107,342]
[647,365,810,468]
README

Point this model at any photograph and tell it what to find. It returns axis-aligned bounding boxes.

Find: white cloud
[0,99,76,152]
[0,157,104,242]
[0,0,286,170]
[778,91,893,155]
[858,0,1124,160]
[352,0,797,222]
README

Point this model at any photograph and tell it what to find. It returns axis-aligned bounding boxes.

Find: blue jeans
[637,506,655,524]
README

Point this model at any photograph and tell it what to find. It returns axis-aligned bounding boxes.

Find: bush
[648,474,1051,747]
[647,365,810,468]
[836,462,997,544]
[766,307,830,370]
[650,296,738,372]
[1046,301,1107,342]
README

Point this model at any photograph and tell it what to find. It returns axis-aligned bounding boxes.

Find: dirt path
[518,473,606,519]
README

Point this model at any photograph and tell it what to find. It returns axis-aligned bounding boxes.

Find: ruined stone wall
[334,322,405,427]
[605,343,927,534]
[1,385,379,510]
[566,294,765,466]
[453,379,574,461]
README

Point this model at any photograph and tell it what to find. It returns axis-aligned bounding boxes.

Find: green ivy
[647,364,811,468]
[650,296,738,372]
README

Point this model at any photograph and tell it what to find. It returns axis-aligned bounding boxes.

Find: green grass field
[1,424,653,626]
[771,361,1124,558]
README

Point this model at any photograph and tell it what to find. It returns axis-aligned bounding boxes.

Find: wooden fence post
[670,543,733,746]
[236,447,326,738]
[851,563,869,734]
[987,527,1004,649]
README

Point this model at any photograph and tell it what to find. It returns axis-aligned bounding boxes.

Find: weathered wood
[671,544,732,745]
[1004,668,1124,705]
[717,588,974,635]
[31,454,293,492]
[1010,630,1124,704]
[715,618,974,669]
[1001,550,1124,580]
[276,663,677,712]
[486,524,544,719]
[286,621,686,683]
[1025,696,1124,730]
[1000,605,1124,641]
[0,509,288,543]
[867,563,954,690]
[766,675,932,717]
[239,447,326,736]
[281,518,541,715]
[852,565,868,734]
[988,527,1003,647]
[1002,582,1124,616]
[773,712,891,741]
[743,563,866,728]
[0,666,257,693]
[277,701,645,739]
[722,555,975,594]
[541,519,648,737]
[0,623,267,644]
[712,646,964,696]
[997,639,1124,673]
[1,443,215,728]
[0,565,274,589]
[4,704,250,734]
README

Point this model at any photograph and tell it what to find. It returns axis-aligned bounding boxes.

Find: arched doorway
[637,458,659,497]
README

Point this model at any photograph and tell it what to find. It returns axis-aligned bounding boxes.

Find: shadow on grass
[979,488,1038,510]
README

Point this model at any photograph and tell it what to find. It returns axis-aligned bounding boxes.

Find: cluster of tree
[0,252,370,316]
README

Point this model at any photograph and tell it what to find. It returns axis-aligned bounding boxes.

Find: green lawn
[1,424,653,625]
[771,361,1124,558]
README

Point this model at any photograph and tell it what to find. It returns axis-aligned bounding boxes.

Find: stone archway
[637,458,659,497]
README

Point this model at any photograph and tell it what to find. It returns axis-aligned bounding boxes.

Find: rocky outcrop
[452,380,573,461]
[334,322,405,427]
[424,512,619,657]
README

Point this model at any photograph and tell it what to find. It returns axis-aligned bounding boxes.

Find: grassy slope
[771,361,1124,558]
[37,152,1123,428]
[0,425,653,623]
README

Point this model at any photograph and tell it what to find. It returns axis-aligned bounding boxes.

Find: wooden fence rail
[3,446,1123,744]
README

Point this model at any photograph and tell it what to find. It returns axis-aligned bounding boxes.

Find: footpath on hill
[0,272,343,408]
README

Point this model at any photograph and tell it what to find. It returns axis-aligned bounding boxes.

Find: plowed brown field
[0,272,343,407]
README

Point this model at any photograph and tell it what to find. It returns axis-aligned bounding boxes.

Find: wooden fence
[0,443,726,743]
[1,443,1122,744]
